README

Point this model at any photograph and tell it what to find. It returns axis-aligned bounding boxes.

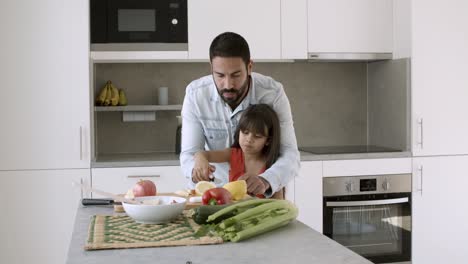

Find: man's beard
[217,77,249,106]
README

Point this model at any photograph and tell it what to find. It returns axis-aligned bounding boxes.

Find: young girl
[192,104,283,198]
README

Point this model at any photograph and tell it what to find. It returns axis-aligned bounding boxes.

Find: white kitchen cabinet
[0,169,90,264]
[91,166,187,197]
[188,0,281,60]
[412,156,468,264]
[307,0,393,54]
[0,0,90,170]
[411,0,468,156]
[295,161,323,232]
[392,0,411,59]
[281,0,308,59]
[323,157,412,177]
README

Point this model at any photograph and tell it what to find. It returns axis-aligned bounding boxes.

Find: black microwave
[90,0,187,51]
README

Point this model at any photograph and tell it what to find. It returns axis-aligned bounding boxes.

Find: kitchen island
[66,205,373,264]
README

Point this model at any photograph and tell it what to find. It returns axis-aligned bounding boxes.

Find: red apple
[132,180,157,197]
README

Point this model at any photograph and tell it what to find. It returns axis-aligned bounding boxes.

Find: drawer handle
[127,175,161,179]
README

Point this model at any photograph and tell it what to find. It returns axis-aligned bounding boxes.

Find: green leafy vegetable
[203,199,298,242]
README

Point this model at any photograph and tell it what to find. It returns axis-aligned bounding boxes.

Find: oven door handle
[326,197,409,207]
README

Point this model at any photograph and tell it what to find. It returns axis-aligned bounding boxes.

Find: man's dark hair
[209,32,251,65]
[232,104,281,169]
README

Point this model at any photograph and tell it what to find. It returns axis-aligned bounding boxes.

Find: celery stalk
[219,200,292,229]
[214,200,299,242]
[207,198,275,222]
[230,211,297,242]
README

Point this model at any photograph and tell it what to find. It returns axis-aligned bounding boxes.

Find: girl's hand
[192,153,216,183]
[238,173,271,196]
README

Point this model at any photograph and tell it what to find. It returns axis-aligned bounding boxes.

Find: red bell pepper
[202,187,232,205]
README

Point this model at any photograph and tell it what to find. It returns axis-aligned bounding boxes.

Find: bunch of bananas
[95,81,128,106]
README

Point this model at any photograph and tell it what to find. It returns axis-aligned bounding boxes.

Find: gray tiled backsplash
[94,60,407,156]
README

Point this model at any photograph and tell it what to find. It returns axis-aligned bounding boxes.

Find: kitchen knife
[72,181,142,205]
[81,198,121,206]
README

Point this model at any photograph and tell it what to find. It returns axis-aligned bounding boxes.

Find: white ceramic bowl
[122,196,187,224]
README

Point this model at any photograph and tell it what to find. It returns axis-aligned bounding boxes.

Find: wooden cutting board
[113,193,201,213]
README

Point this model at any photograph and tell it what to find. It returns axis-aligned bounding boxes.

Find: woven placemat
[85,212,223,250]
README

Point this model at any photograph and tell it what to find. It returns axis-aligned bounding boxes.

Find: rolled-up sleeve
[180,87,205,188]
[259,83,300,195]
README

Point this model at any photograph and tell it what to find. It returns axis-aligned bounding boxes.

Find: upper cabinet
[281,0,308,59]
[91,0,397,61]
[188,0,281,60]
[411,0,468,156]
[307,0,393,57]
[0,0,90,170]
[392,0,411,59]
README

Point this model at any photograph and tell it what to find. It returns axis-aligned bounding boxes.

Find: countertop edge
[91,151,413,168]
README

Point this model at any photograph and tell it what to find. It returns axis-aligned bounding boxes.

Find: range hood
[308,52,392,62]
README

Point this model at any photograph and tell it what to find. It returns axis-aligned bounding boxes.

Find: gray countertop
[66,205,373,264]
[92,151,412,168]
[299,150,412,161]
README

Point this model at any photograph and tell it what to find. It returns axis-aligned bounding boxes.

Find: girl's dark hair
[232,104,281,169]
[209,32,251,65]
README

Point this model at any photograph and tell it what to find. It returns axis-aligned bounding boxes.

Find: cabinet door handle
[416,165,423,195]
[79,126,83,160]
[417,118,424,149]
[80,178,84,199]
[127,175,161,179]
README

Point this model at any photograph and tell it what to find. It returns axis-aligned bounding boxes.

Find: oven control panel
[359,178,376,191]
[323,174,411,196]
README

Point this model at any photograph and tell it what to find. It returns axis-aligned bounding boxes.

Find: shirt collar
[209,75,220,102]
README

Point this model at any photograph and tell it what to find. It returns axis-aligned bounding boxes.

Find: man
[180,32,300,197]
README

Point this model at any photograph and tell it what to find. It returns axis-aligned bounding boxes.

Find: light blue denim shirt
[180,72,300,196]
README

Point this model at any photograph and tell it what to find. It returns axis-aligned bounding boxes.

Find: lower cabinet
[294,161,323,232]
[91,166,187,197]
[0,169,90,264]
[412,156,468,264]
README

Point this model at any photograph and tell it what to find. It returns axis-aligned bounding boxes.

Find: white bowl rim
[123,195,187,206]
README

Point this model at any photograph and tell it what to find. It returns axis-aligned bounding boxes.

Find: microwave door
[105,0,187,44]
[107,0,168,43]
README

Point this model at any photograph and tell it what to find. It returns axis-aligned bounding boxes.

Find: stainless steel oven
[323,174,411,264]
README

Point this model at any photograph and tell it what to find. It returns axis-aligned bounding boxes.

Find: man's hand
[192,152,216,183]
[192,164,215,183]
[238,173,271,196]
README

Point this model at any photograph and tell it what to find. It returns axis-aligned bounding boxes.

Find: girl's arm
[195,148,231,163]
[192,148,231,182]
